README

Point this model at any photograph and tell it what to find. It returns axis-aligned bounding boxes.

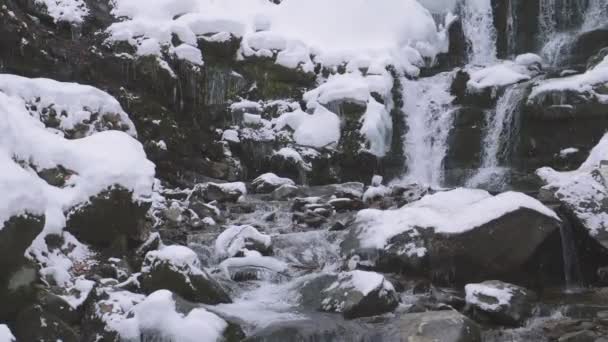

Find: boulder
[271,184,299,200]
[342,189,563,285]
[379,310,482,342]
[465,280,537,326]
[14,305,78,342]
[141,246,231,304]
[300,271,399,319]
[192,182,247,203]
[66,187,150,248]
[252,173,295,193]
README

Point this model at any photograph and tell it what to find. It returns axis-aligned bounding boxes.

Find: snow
[303,72,391,109]
[515,53,543,66]
[171,44,204,65]
[275,106,341,148]
[214,225,272,259]
[530,56,608,100]
[60,276,95,309]
[107,0,449,76]
[559,147,580,157]
[0,325,15,342]
[360,97,393,157]
[222,129,240,143]
[114,290,228,342]
[465,283,513,312]
[355,188,559,249]
[0,74,137,137]
[467,61,532,91]
[326,270,394,296]
[35,0,89,23]
[363,185,390,203]
[143,245,205,276]
[253,173,295,189]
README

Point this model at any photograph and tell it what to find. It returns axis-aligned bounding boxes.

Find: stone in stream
[341,188,563,285]
[140,245,231,304]
[300,271,400,319]
[465,280,537,327]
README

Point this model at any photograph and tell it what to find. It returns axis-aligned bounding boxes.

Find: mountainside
[1,0,608,341]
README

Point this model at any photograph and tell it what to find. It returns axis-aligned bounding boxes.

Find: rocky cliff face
[1,0,608,341]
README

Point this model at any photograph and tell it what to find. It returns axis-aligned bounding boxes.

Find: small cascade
[467,84,527,190]
[460,0,497,65]
[559,220,584,291]
[539,0,608,66]
[401,72,456,187]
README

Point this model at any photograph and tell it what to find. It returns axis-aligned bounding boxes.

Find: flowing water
[466,84,527,190]
[460,0,498,65]
[401,72,456,187]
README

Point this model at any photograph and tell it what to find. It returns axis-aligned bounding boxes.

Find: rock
[193,182,247,203]
[252,173,295,193]
[302,271,399,319]
[66,187,150,248]
[380,310,482,342]
[331,182,365,199]
[141,246,231,304]
[558,330,598,342]
[390,183,430,206]
[214,225,272,259]
[465,280,537,326]
[341,189,563,285]
[328,198,364,211]
[219,250,288,282]
[37,290,81,325]
[14,305,78,342]
[0,215,44,321]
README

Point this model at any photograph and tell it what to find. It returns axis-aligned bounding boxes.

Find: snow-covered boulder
[84,289,237,342]
[66,186,151,248]
[215,225,272,260]
[527,55,608,119]
[271,183,300,200]
[342,188,562,284]
[191,182,247,203]
[301,271,399,319]
[141,246,231,304]
[252,173,295,193]
[465,280,537,326]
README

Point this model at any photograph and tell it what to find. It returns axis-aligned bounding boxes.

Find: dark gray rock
[465,280,537,326]
[14,305,78,342]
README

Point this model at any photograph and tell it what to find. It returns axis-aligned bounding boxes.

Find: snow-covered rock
[318,270,399,319]
[141,245,231,304]
[88,289,232,342]
[192,182,247,203]
[342,188,562,283]
[252,173,295,193]
[219,250,288,282]
[465,280,536,326]
[537,133,608,248]
[215,225,272,260]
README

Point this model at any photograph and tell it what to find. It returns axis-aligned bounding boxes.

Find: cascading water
[460,0,498,65]
[539,0,608,66]
[466,83,527,190]
[401,72,456,187]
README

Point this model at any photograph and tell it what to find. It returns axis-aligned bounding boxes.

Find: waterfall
[466,84,527,190]
[539,0,608,66]
[401,72,456,187]
[460,0,497,65]
[559,221,584,291]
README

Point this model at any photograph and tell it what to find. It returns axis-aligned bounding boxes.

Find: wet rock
[252,173,295,193]
[465,280,537,327]
[328,198,364,211]
[141,246,231,304]
[37,290,81,325]
[380,310,482,342]
[66,187,150,249]
[390,183,431,206]
[0,262,40,322]
[558,330,598,342]
[302,271,399,319]
[14,305,78,342]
